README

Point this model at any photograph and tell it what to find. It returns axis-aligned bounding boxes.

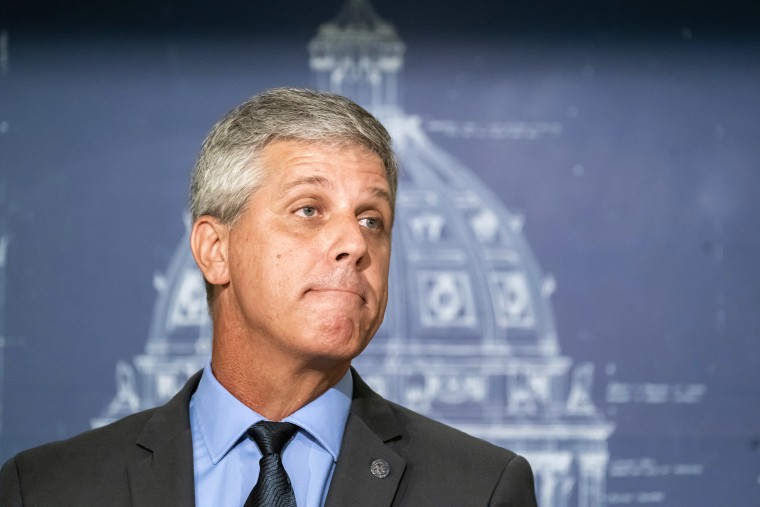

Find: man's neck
[210,339,350,421]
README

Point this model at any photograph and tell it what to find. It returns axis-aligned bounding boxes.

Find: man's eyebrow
[280,175,333,195]
[280,177,392,207]
[371,187,393,207]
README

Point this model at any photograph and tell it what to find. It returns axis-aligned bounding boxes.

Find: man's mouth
[307,287,367,303]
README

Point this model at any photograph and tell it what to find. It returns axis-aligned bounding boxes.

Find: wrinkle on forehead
[279,176,334,197]
[264,138,387,178]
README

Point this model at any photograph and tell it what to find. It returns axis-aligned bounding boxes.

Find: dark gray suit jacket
[1,370,537,506]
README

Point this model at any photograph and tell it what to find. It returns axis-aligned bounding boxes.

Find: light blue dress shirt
[189,361,353,507]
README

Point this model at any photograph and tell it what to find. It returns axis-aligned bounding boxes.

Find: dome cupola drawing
[309,0,405,118]
[94,1,614,505]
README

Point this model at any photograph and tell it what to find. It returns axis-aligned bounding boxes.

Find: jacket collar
[124,368,407,507]
[127,370,201,507]
[324,368,407,507]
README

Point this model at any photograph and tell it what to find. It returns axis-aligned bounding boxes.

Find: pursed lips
[306,287,367,304]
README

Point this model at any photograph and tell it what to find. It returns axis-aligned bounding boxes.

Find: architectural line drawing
[94,1,615,505]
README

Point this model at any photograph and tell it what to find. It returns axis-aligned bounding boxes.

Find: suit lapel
[324,369,407,507]
[122,369,406,506]
[127,371,201,507]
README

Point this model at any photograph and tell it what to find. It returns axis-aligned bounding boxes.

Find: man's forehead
[248,140,394,220]
[263,137,377,159]
[261,140,388,183]
[277,174,392,205]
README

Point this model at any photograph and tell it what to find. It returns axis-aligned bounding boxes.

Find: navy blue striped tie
[244,421,298,507]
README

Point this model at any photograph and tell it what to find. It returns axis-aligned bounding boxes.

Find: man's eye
[297,206,317,217]
[360,217,382,230]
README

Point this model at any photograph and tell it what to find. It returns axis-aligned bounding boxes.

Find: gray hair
[189,87,398,225]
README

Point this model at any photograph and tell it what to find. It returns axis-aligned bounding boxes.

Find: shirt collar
[192,361,353,465]
[282,368,352,463]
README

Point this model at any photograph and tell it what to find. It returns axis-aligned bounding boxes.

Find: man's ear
[190,216,230,286]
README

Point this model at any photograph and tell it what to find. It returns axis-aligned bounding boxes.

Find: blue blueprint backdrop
[2,1,759,505]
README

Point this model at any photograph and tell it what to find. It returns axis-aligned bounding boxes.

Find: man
[1,88,537,506]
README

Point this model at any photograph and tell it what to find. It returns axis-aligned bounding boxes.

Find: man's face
[221,139,392,369]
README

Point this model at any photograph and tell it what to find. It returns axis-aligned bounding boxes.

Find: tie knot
[247,421,298,455]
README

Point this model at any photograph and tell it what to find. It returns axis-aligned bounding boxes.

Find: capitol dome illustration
[94,1,614,505]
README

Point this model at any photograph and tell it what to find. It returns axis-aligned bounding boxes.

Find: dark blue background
[2,1,759,504]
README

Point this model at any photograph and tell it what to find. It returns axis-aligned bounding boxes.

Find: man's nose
[329,215,369,267]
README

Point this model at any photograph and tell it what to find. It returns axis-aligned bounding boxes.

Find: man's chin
[297,328,372,364]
